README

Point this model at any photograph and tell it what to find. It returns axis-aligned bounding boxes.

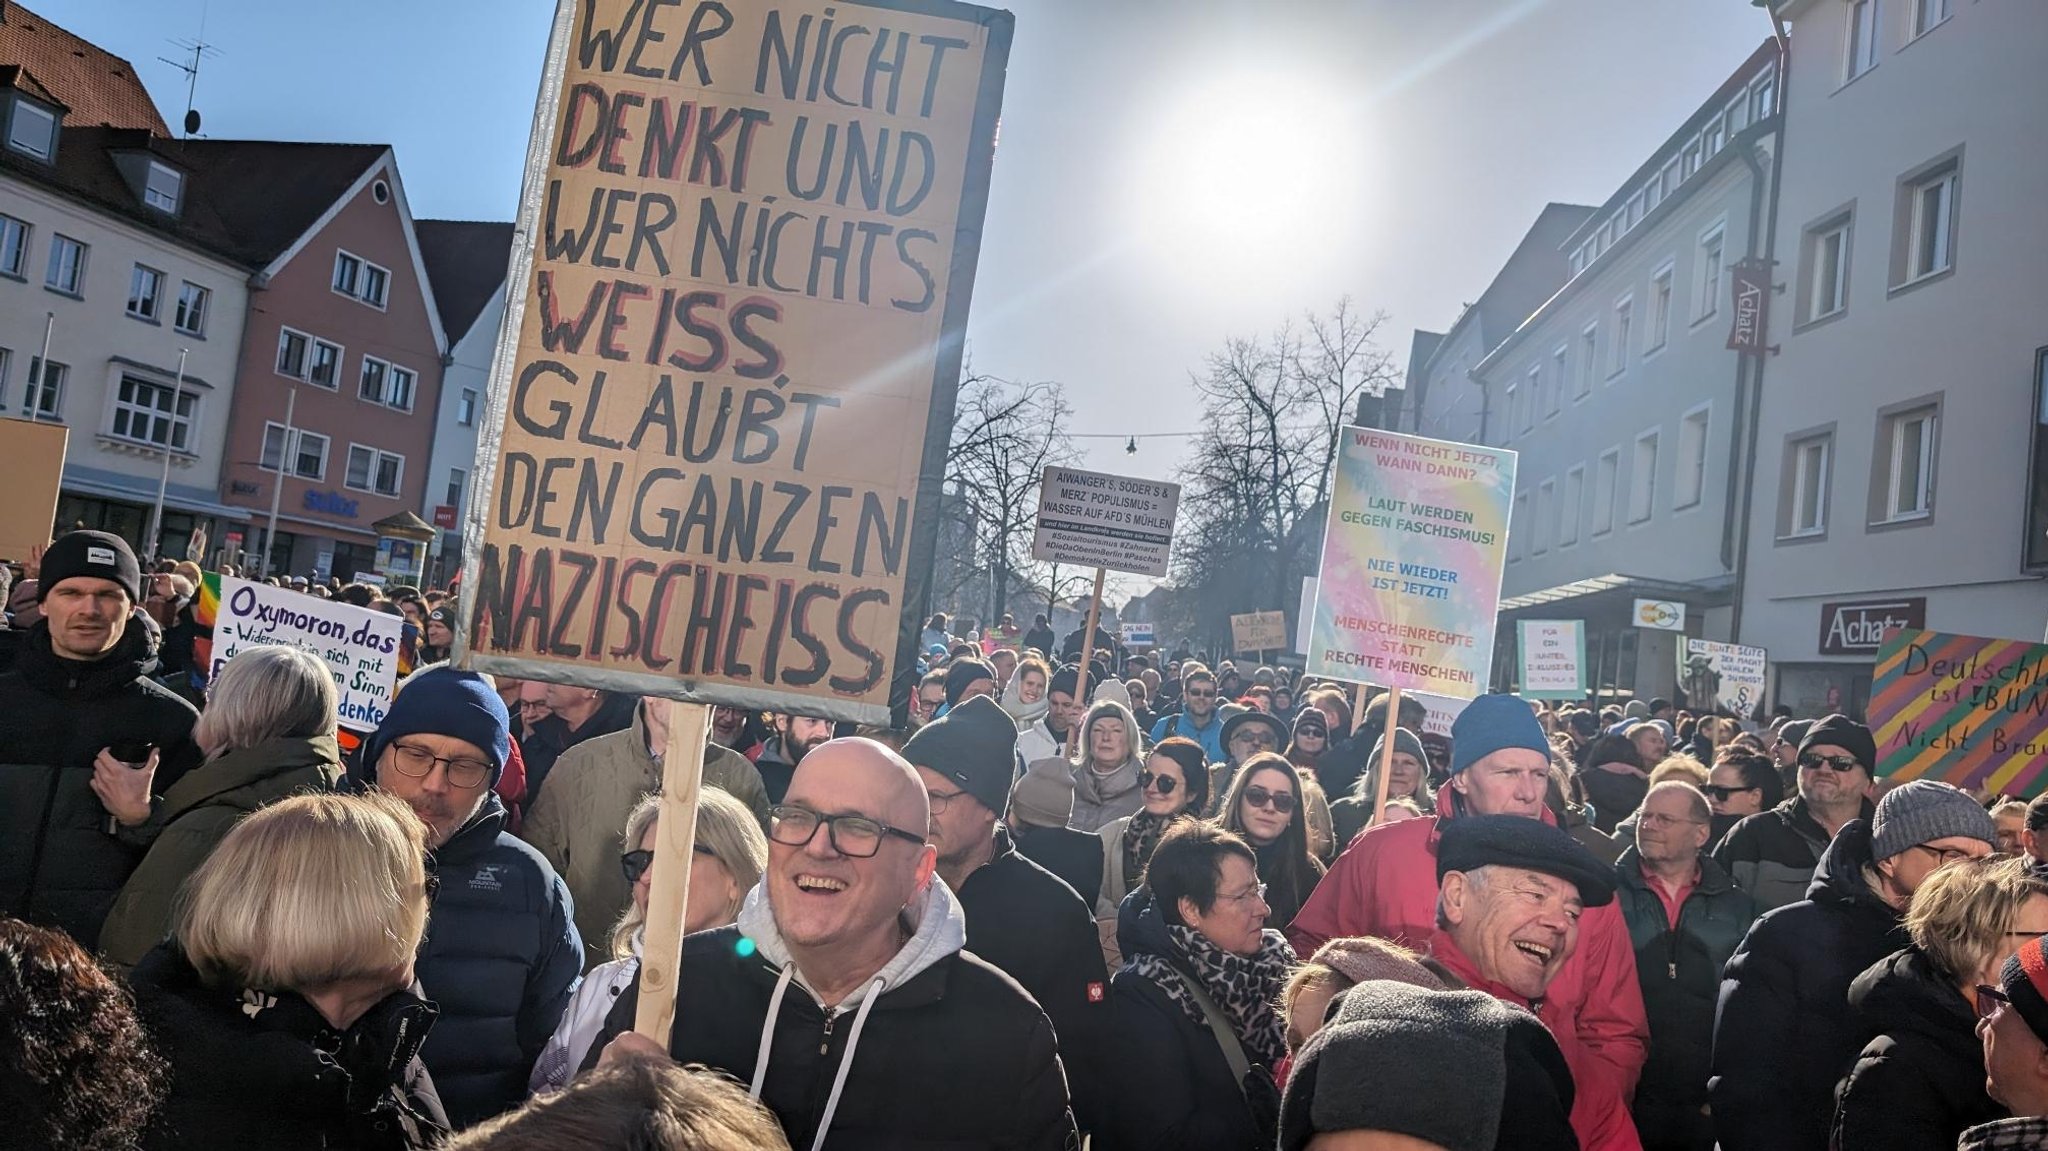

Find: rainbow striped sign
[1870,628,2048,796]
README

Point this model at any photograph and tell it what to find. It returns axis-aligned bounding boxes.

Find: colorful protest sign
[194,574,416,732]
[1306,427,1515,697]
[461,0,1013,725]
[1031,466,1181,578]
[1679,638,1768,717]
[1871,628,2048,796]
[1230,611,1288,654]
[1517,620,1584,700]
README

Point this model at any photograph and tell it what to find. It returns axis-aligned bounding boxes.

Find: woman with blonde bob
[1832,854,2048,1151]
[128,791,448,1149]
[100,644,347,968]
[530,787,767,1092]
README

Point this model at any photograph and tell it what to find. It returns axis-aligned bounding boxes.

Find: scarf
[1129,921,1295,1069]
[1121,810,1185,893]
[1959,1117,2048,1151]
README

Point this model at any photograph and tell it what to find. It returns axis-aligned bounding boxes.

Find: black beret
[1435,814,1616,907]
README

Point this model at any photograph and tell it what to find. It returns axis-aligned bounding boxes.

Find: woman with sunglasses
[530,787,767,1093]
[1832,855,2048,1151]
[1283,708,1327,778]
[1097,737,1210,920]
[1218,753,1325,930]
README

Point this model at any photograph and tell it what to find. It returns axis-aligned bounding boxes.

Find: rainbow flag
[1871,628,2048,797]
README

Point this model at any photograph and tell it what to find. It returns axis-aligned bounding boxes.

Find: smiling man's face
[1441,864,1582,1001]
[768,740,935,956]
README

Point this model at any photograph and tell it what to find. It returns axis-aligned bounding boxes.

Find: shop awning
[1496,572,1735,614]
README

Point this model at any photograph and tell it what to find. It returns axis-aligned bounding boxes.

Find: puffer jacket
[1714,795,1874,912]
[0,619,201,951]
[1614,847,1758,1151]
[100,734,345,968]
[415,792,584,1128]
[1831,947,2006,1151]
[1709,819,1905,1151]
[521,708,767,964]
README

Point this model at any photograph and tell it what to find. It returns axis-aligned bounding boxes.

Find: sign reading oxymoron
[1679,638,1768,717]
[1517,620,1585,700]
[462,0,1013,725]
[196,574,415,732]
[1230,611,1288,654]
[1306,427,1515,697]
[1820,597,1928,657]
[1871,628,2048,796]
[1030,465,1181,578]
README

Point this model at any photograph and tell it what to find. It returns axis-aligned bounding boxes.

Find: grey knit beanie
[1870,779,1996,862]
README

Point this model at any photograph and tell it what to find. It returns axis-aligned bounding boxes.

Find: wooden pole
[633,699,710,1043]
[1370,685,1402,826]
[1069,567,1106,755]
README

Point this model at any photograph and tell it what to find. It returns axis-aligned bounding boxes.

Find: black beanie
[1048,664,1081,698]
[38,530,142,604]
[1798,713,1877,770]
[901,694,1018,817]
[944,657,996,706]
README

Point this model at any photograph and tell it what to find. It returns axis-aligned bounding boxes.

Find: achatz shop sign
[1820,597,1928,657]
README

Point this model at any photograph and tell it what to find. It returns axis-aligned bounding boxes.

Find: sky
[40,0,1772,598]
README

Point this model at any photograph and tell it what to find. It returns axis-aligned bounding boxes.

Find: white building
[415,219,512,586]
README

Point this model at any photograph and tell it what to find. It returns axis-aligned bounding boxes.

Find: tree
[942,373,1078,627]
[1171,298,1397,654]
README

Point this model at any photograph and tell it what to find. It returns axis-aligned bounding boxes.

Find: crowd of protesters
[9,537,2048,1149]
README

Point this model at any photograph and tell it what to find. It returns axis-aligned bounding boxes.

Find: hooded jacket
[1830,946,2006,1151]
[129,942,447,1150]
[522,707,768,963]
[1287,782,1650,1151]
[1713,795,1874,912]
[414,792,584,1128]
[590,880,1080,1151]
[1000,671,1050,727]
[1709,818,1905,1151]
[1071,753,1146,833]
[0,618,202,950]
[100,734,345,968]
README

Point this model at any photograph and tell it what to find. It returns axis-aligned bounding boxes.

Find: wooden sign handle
[1068,567,1106,757]
[633,699,710,1043]
[1370,686,1400,826]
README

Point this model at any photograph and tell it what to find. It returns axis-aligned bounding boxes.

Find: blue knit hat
[1450,694,1551,776]
[360,667,512,786]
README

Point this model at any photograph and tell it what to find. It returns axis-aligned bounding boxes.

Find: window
[1550,348,1567,413]
[1784,434,1832,537]
[277,328,310,377]
[333,250,390,307]
[1578,324,1597,397]
[0,213,27,277]
[1754,74,1777,120]
[1510,492,1529,561]
[1697,228,1725,320]
[6,100,57,161]
[143,162,182,213]
[458,387,479,427]
[1682,142,1701,180]
[1726,97,1748,136]
[1702,115,1726,160]
[1805,215,1852,321]
[1629,432,1660,524]
[126,264,163,322]
[1611,297,1633,375]
[357,357,416,411]
[45,234,85,294]
[309,339,342,389]
[1661,158,1681,197]
[1878,406,1937,521]
[1561,466,1584,547]
[388,365,416,412]
[1901,162,1958,283]
[174,281,209,336]
[1533,479,1555,555]
[446,467,467,510]
[1627,192,1645,230]
[1593,450,1619,536]
[1676,407,1711,510]
[23,357,65,419]
[0,347,9,407]
[261,423,329,480]
[1646,175,1663,213]
[1847,0,1880,81]
[359,357,388,404]
[109,375,195,451]
[1649,265,1674,351]
[2027,351,2048,569]
[345,444,405,497]
[1913,0,1949,37]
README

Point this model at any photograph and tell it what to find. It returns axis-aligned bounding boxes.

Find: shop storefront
[1492,573,1737,709]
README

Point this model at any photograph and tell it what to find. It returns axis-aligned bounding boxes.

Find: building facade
[415,219,512,587]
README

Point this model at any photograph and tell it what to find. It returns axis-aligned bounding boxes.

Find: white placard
[1031,465,1181,578]
[209,575,409,732]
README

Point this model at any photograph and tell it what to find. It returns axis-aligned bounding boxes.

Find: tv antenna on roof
[159,0,220,139]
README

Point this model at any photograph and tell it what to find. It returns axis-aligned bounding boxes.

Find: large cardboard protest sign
[1871,628,2048,796]
[1030,466,1180,578]
[1517,620,1584,700]
[1306,427,1514,697]
[1230,611,1288,654]
[194,574,415,732]
[0,420,65,564]
[1679,638,1768,717]
[461,0,1013,724]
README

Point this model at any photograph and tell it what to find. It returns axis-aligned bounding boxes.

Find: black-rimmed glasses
[387,741,492,788]
[767,805,926,858]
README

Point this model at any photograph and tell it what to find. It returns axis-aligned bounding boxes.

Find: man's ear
[1441,871,1470,928]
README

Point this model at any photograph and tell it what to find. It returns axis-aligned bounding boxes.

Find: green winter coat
[99,734,344,968]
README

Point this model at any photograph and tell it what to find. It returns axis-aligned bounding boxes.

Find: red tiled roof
[0,2,168,136]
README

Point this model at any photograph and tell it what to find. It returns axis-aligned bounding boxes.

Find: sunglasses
[1138,770,1179,796]
[1703,784,1755,801]
[1243,785,1296,814]
[620,844,713,883]
[1977,984,2010,1023]
[1799,753,1864,773]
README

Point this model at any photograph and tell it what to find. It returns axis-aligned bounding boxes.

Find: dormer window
[6,98,57,161]
[143,161,182,213]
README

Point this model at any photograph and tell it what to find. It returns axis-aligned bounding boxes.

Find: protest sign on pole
[1031,466,1180,579]
[1230,611,1288,656]
[193,573,415,732]
[0,419,66,565]
[1870,628,2048,796]
[1517,620,1585,700]
[1120,621,1155,648]
[1297,577,1317,655]
[460,0,1014,730]
[1678,638,1768,718]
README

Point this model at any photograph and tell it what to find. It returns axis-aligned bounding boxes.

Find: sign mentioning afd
[195,574,416,732]
[1820,597,1927,657]
[1306,427,1515,697]
[1031,465,1181,579]
[1870,628,2048,796]
[462,0,1013,724]
[1230,611,1288,654]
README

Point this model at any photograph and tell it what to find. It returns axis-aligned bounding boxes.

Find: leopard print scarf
[1129,921,1295,1069]
[1120,810,1185,893]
